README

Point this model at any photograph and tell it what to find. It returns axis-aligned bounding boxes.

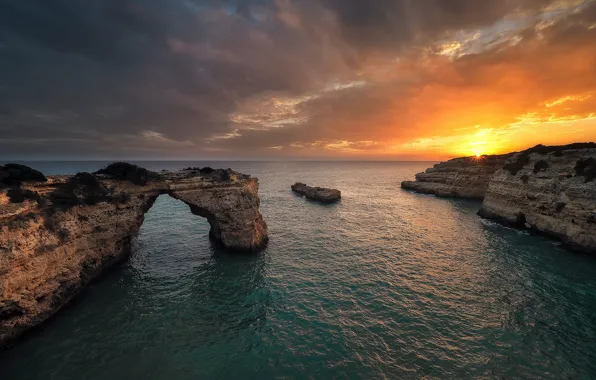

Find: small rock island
[0,163,268,346]
[291,183,341,204]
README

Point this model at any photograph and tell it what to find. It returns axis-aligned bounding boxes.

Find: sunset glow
[1,0,595,160]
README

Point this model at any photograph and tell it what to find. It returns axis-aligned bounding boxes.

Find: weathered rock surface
[478,144,596,253]
[401,154,512,200]
[291,183,341,204]
[0,164,268,346]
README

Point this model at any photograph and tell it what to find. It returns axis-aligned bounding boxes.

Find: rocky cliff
[478,144,596,253]
[401,154,512,200]
[0,163,268,346]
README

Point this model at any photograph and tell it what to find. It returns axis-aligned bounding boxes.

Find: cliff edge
[0,163,268,346]
[401,154,512,200]
[478,144,596,253]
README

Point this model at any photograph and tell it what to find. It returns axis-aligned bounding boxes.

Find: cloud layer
[1,0,595,159]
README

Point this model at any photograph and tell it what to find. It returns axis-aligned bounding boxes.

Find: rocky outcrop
[478,144,596,253]
[0,164,268,346]
[401,154,512,200]
[291,183,341,204]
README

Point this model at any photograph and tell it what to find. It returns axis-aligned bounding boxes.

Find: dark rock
[291,183,341,204]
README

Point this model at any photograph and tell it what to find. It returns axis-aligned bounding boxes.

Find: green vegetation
[0,164,46,203]
[504,143,596,175]
[49,172,129,210]
[182,166,235,181]
[533,160,550,174]
[6,187,40,203]
[0,163,47,188]
[183,167,215,174]
[94,162,161,186]
[575,158,596,183]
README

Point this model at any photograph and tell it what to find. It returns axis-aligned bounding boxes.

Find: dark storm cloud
[322,0,554,48]
[0,0,294,157]
[0,0,593,159]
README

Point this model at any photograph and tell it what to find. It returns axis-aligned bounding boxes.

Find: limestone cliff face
[478,146,596,253]
[401,154,512,200]
[0,165,268,346]
[167,172,268,250]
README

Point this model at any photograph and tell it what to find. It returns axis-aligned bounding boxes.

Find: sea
[1,161,595,379]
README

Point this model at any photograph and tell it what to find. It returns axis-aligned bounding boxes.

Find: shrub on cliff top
[6,187,40,203]
[0,163,47,188]
[504,143,596,176]
[183,167,216,174]
[49,172,127,210]
[575,158,596,183]
[533,160,550,174]
[94,162,161,186]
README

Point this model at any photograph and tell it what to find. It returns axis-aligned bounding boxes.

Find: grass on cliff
[503,143,596,175]
[94,162,161,186]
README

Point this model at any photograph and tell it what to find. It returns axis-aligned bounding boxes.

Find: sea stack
[291,183,341,204]
[0,163,268,346]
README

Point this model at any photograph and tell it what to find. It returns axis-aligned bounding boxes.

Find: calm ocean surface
[1,161,596,379]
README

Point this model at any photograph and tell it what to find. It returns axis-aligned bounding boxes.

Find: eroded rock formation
[401,144,596,253]
[291,183,341,204]
[401,154,512,200]
[478,144,596,253]
[0,164,268,346]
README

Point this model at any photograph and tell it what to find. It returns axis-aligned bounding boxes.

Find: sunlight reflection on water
[1,161,596,379]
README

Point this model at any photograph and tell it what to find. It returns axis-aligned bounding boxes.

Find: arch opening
[141,193,216,244]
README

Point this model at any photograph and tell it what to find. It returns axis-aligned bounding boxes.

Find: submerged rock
[401,154,513,200]
[291,182,341,204]
[0,163,268,346]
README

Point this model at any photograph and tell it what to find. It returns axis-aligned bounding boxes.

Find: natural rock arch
[0,165,268,346]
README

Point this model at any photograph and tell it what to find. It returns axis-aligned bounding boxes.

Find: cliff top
[0,162,256,214]
[503,143,596,175]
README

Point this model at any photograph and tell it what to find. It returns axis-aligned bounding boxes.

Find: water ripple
[1,161,596,379]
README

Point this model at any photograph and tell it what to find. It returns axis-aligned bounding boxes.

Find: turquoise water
[1,161,596,379]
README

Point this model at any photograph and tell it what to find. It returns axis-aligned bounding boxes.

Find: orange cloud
[211,4,596,159]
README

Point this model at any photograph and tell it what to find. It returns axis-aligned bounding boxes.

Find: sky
[1,0,595,160]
